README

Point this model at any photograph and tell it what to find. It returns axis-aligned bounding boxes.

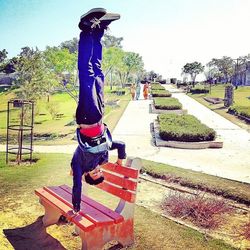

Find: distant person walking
[130,83,136,100]
[143,81,149,99]
[135,82,141,100]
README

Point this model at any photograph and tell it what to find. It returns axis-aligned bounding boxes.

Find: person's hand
[73,205,80,214]
[115,159,123,165]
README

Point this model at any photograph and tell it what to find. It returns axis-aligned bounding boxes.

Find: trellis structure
[6,99,34,164]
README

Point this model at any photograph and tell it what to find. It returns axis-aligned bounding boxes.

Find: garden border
[153,120,223,149]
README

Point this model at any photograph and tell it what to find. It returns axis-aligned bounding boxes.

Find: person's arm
[109,140,126,165]
[71,153,83,212]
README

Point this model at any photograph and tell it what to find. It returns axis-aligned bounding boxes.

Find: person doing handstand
[71,8,126,213]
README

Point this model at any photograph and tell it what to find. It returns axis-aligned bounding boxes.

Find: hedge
[190,88,209,94]
[154,97,182,110]
[158,114,216,142]
[228,106,250,119]
[151,89,172,97]
[151,83,165,91]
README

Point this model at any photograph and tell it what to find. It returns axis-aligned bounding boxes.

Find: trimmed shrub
[158,114,216,142]
[111,90,126,96]
[154,97,182,110]
[190,88,209,94]
[151,89,172,97]
[151,83,165,91]
[228,106,250,119]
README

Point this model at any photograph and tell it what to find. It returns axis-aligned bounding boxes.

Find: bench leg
[40,199,61,227]
[76,220,135,250]
[117,219,134,247]
[78,227,105,250]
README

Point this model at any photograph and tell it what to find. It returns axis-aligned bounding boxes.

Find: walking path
[112,84,250,184]
[1,85,249,184]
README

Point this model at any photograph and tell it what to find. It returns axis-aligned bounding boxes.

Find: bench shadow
[3,216,66,250]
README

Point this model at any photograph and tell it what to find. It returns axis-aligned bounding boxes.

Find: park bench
[35,158,142,250]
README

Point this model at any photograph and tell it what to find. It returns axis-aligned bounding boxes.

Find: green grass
[142,159,250,205]
[0,87,130,145]
[188,84,250,130]
[0,153,236,250]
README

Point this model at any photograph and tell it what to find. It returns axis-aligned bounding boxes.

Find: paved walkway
[112,85,250,184]
[1,85,249,184]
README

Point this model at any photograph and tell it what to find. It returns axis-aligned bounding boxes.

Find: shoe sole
[100,13,120,21]
[79,8,107,29]
[80,8,106,20]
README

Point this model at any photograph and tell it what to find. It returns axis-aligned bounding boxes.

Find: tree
[60,38,78,53]
[44,46,78,102]
[147,71,158,81]
[182,61,204,87]
[207,56,234,83]
[204,63,222,84]
[0,49,8,72]
[102,34,123,48]
[2,57,18,74]
[15,47,48,101]
[13,47,49,163]
[102,47,123,89]
[116,51,144,88]
[0,49,8,63]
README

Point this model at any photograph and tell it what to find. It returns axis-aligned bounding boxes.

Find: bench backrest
[95,162,139,203]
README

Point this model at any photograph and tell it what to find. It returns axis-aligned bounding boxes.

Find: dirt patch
[137,176,250,250]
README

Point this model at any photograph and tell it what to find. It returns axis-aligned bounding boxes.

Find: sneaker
[99,12,120,28]
[78,8,107,30]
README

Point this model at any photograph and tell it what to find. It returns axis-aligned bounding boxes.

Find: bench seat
[35,158,142,250]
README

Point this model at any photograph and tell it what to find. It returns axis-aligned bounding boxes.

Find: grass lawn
[0,87,130,145]
[187,84,250,131]
[0,153,236,250]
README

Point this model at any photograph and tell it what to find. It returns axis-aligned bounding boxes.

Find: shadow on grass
[211,106,227,111]
[3,216,66,250]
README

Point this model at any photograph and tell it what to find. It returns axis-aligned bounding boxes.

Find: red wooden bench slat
[102,170,137,191]
[60,185,124,223]
[35,188,94,231]
[101,162,139,179]
[96,182,136,203]
[44,186,114,226]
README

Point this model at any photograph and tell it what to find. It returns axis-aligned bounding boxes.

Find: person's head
[84,166,104,185]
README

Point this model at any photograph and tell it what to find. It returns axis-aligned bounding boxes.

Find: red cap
[80,123,104,137]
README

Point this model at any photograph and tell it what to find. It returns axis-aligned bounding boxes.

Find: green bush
[151,89,172,97]
[154,97,182,110]
[228,106,250,119]
[151,83,165,91]
[190,88,209,94]
[158,114,216,142]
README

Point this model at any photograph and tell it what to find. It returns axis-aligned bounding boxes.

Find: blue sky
[1,0,250,79]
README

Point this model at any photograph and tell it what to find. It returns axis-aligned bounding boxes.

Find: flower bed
[154,97,182,110]
[158,114,216,142]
